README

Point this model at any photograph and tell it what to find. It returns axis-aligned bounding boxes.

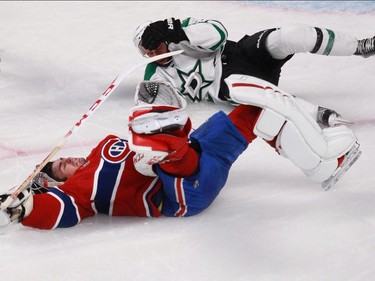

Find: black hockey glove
[141,18,188,50]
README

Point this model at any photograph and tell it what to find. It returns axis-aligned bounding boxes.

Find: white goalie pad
[225,74,358,183]
[225,74,325,153]
[277,121,356,182]
[253,109,285,141]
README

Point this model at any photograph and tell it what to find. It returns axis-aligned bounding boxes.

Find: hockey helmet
[133,20,152,56]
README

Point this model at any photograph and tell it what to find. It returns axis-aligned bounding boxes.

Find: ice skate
[321,142,362,191]
[354,36,375,57]
[316,106,353,127]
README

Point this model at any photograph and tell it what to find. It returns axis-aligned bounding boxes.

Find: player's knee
[267,24,317,58]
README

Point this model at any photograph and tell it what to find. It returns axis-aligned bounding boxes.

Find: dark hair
[40,162,58,181]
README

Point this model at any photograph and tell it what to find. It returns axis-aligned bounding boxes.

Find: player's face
[52,157,86,181]
[139,42,170,65]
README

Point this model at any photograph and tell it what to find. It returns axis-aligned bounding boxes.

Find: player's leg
[266,24,357,59]
[266,23,375,58]
[225,74,361,189]
[156,110,251,217]
[227,104,261,143]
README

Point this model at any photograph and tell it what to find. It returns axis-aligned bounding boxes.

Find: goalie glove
[135,80,187,109]
[141,18,188,50]
[132,80,188,134]
[0,187,33,226]
[129,105,189,135]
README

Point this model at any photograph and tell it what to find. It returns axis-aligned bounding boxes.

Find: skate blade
[321,144,362,191]
[330,116,354,126]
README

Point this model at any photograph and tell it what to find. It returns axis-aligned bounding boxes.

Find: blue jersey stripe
[94,161,123,214]
[48,187,80,228]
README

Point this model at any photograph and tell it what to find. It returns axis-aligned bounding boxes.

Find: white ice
[1,1,375,280]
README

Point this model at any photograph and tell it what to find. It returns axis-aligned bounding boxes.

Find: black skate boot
[316,106,353,127]
[354,36,375,57]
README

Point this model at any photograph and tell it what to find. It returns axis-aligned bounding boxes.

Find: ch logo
[101,138,131,164]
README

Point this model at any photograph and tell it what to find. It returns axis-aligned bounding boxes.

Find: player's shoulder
[181,17,211,27]
[144,62,159,80]
[181,17,194,27]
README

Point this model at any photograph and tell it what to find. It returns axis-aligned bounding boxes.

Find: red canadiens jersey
[22,135,163,230]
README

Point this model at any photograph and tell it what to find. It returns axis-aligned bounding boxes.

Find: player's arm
[1,183,93,230]
[141,17,228,52]
[21,187,92,230]
[181,18,228,52]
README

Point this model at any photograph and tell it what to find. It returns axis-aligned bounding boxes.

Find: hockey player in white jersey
[133,17,374,127]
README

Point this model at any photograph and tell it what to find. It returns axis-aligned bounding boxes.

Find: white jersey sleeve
[143,17,228,104]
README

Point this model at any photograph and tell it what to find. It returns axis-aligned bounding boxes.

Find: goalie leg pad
[277,121,357,182]
[277,122,322,171]
[225,74,359,183]
[322,125,357,159]
[225,74,296,116]
[254,108,285,141]
[225,74,326,155]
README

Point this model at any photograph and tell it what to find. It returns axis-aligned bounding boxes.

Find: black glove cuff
[166,18,188,44]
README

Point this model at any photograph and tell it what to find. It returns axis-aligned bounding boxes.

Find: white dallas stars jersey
[143,17,228,103]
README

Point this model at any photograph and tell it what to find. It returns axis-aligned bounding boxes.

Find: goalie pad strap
[254,109,285,141]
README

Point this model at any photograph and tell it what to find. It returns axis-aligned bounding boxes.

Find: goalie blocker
[225,74,361,190]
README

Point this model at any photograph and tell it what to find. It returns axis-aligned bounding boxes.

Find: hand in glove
[0,187,33,226]
[32,171,61,194]
[141,18,188,50]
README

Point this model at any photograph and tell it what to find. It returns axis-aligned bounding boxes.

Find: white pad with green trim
[266,24,357,59]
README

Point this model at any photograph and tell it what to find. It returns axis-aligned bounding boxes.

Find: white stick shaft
[67,50,183,137]
[0,50,183,210]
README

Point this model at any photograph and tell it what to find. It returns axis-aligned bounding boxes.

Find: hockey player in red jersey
[0,80,361,229]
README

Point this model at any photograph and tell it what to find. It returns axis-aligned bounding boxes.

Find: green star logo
[176,60,214,102]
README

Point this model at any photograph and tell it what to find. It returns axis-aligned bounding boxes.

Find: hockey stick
[0,50,184,211]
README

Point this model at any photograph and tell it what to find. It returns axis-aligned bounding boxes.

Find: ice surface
[1,1,375,280]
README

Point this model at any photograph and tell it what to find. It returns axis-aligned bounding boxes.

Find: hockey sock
[228,105,261,143]
[159,143,199,178]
